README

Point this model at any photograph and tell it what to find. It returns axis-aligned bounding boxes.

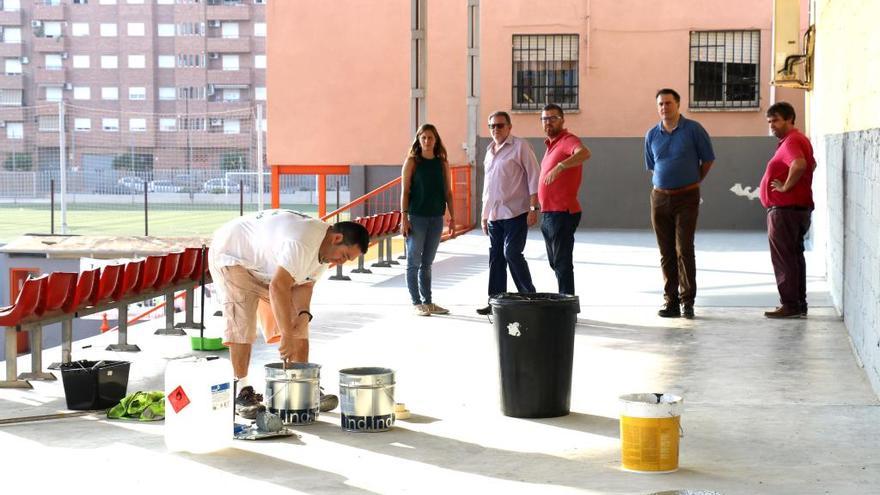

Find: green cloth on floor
[107,391,165,421]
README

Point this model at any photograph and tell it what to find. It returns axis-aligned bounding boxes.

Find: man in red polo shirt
[538,103,591,295]
[759,102,816,318]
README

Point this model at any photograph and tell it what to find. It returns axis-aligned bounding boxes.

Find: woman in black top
[400,124,456,316]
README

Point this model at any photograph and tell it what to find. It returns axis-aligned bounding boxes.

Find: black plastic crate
[60,360,131,410]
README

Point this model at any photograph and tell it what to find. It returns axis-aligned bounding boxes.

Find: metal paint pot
[339,367,395,432]
[264,362,320,425]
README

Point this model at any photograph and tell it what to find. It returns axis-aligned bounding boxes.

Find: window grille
[689,30,760,109]
[512,34,579,111]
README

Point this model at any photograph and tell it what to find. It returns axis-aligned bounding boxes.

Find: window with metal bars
[512,34,579,111]
[689,30,760,109]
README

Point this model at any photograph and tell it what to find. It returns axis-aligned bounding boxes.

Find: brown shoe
[764,306,801,319]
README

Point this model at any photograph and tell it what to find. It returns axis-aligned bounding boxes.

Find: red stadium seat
[173,247,199,283]
[113,260,144,301]
[35,272,78,316]
[367,215,383,237]
[91,265,123,306]
[190,247,209,282]
[361,216,374,237]
[64,268,99,314]
[154,252,181,290]
[380,212,394,236]
[0,275,47,327]
[390,210,401,233]
[136,255,163,293]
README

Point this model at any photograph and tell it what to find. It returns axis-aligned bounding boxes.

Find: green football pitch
[0,203,330,242]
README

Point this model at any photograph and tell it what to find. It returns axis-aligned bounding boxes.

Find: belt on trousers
[653,183,700,195]
[768,205,811,212]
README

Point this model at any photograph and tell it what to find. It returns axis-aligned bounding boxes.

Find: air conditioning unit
[64,83,73,90]
[206,84,215,95]
[61,52,68,59]
[209,20,221,28]
[31,20,43,28]
[209,118,222,126]
[0,121,6,128]
[771,0,814,89]
[20,56,29,65]
[209,53,220,60]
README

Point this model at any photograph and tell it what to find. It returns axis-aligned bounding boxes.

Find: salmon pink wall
[480,0,805,138]
[266,1,410,166]
[267,1,806,166]
[425,1,468,165]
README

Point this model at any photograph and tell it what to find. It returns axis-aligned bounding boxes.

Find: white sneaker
[414,304,431,316]
[427,303,449,315]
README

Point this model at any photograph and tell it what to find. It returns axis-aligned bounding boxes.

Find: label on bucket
[340,413,394,431]
[270,407,319,425]
[210,382,231,411]
[168,386,191,414]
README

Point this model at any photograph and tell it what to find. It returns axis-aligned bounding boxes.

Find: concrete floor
[1,230,878,494]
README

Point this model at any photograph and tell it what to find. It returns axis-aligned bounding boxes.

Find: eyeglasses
[487,123,507,130]
[540,115,562,123]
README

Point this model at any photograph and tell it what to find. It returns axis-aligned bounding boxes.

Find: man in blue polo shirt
[644,88,715,319]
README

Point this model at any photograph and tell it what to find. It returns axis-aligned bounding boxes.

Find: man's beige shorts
[219,265,303,345]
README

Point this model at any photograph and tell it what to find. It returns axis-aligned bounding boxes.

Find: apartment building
[0,0,266,175]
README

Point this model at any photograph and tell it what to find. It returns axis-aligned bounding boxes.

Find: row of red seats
[0,247,208,338]
[354,211,401,238]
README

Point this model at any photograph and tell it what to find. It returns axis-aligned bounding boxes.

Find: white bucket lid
[619,393,683,418]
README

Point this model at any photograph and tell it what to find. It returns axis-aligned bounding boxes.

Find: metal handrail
[321,176,401,221]
[321,165,474,235]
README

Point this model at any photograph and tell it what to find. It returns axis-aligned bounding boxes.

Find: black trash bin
[491,292,580,418]
[60,360,131,410]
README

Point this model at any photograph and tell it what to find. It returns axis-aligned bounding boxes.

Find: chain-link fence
[0,103,350,242]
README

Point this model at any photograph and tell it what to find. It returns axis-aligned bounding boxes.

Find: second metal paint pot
[339,367,395,432]
[264,362,320,425]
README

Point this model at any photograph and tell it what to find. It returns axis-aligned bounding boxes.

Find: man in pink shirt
[476,111,541,315]
[759,102,816,318]
[538,103,592,295]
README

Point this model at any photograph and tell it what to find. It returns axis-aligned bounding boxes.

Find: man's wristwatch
[298,310,313,322]
[529,205,541,212]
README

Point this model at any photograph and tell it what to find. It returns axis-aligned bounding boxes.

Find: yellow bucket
[619,393,683,473]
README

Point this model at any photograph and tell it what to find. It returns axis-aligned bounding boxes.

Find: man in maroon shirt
[538,103,591,295]
[759,102,816,318]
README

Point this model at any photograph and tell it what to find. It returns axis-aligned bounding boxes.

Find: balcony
[0,74,23,90]
[0,9,23,25]
[0,107,25,120]
[207,69,252,86]
[33,3,66,21]
[206,36,251,54]
[206,5,251,21]
[33,68,65,85]
[35,103,62,115]
[0,43,22,58]
[32,36,66,53]
[207,100,251,113]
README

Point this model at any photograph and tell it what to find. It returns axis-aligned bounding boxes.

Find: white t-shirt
[209,210,329,296]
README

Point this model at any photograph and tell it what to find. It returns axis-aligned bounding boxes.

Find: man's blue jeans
[405,214,444,305]
[487,212,535,297]
[540,211,581,295]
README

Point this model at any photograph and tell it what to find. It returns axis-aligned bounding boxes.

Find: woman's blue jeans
[405,214,444,305]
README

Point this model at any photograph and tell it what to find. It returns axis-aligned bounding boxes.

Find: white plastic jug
[164,356,233,453]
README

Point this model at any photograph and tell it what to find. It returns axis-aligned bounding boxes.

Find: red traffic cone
[100,313,110,333]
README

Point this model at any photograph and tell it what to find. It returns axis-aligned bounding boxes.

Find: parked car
[148,180,181,193]
[93,183,137,195]
[117,176,147,192]
[202,178,250,193]
[173,174,200,192]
